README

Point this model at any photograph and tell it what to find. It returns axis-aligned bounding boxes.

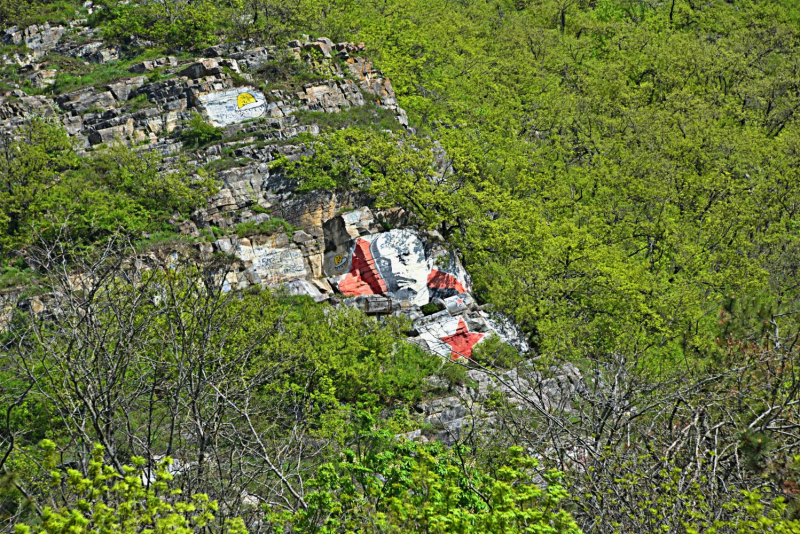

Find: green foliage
[0,119,78,255]
[181,113,224,149]
[470,335,522,370]
[703,490,800,534]
[13,442,247,534]
[0,120,217,261]
[0,0,80,27]
[277,298,440,403]
[0,263,39,290]
[7,2,800,532]
[234,218,297,238]
[271,422,581,533]
[258,53,332,91]
[260,0,800,370]
[283,129,449,226]
[227,0,317,44]
[573,452,800,534]
[48,55,136,96]
[437,361,467,389]
[90,0,225,50]
[223,66,251,88]
[420,302,440,315]
[294,103,405,133]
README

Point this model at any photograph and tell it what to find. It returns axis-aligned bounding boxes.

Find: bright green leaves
[281,128,455,230]
[91,0,226,50]
[180,113,225,149]
[273,429,582,534]
[14,443,245,534]
[0,120,217,264]
[0,119,78,255]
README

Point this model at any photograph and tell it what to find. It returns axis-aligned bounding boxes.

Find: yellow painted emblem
[334,253,345,266]
[237,92,257,108]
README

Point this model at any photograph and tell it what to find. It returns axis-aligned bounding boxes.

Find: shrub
[470,334,522,369]
[13,441,248,534]
[420,302,441,315]
[438,360,467,388]
[180,113,224,148]
[271,428,582,534]
[234,218,295,238]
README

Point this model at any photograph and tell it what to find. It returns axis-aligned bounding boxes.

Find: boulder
[56,89,116,115]
[129,56,178,74]
[179,58,223,79]
[3,24,64,56]
[26,69,56,89]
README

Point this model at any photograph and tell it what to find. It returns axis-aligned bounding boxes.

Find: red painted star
[440,318,484,359]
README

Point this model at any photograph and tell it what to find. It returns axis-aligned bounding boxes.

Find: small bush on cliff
[0,119,217,261]
[470,335,522,370]
[438,360,467,388]
[234,218,296,237]
[181,113,224,149]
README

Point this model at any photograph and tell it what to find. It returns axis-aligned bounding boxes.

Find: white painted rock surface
[196,87,268,126]
[333,229,431,307]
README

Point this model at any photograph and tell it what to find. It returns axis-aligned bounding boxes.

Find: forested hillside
[1,0,800,532]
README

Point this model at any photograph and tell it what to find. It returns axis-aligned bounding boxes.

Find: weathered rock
[88,47,119,64]
[88,118,134,145]
[296,79,364,113]
[279,278,328,302]
[2,24,64,56]
[105,76,146,103]
[344,294,395,315]
[202,43,273,72]
[179,58,222,79]
[292,229,313,243]
[26,69,56,88]
[56,89,117,115]
[305,39,332,58]
[0,93,55,127]
[129,56,178,74]
[218,234,309,290]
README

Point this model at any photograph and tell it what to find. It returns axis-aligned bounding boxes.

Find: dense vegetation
[2,0,800,532]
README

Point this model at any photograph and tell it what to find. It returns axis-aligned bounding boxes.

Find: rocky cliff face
[1,20,568,443]
[1,19,528,358]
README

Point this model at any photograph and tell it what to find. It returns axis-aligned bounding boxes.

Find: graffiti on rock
[197,87,267,126]
[332,230,473,308]
[337,229,430,306]
[427,251,470,300]
[415,312,485,359]
[441,317,484,359]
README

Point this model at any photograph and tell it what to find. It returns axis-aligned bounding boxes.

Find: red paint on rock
[427,269,466,294]
[441,318,484,359]
[338,239,388,296]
